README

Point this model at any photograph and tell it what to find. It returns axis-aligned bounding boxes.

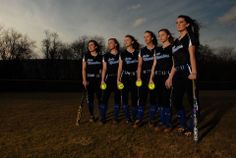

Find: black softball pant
[101,76,120,105]
[137,73,157,121]
[154,74,172,127]
[155,75,171,107]
[86,77,102,117]
[121,74,138,121]
[172,70,199,129]
[100,76,120,121]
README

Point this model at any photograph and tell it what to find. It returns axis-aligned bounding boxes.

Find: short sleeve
[138,49,142,57]
[103,53,108,63]
[140,48,145,57]
[120,51,125,61]
[82,53,87,62]
[188,33,197,47]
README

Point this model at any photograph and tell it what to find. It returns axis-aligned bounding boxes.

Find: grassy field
[0,91,235,158]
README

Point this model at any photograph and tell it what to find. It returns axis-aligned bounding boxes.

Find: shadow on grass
[198,101,233,142]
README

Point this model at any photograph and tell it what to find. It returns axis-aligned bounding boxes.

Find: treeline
[198,45,236,82]
[0,25,236,90]
[0,25,106,60]
[0,26,36,60]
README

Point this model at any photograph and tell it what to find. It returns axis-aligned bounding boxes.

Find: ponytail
[178,15,200,46]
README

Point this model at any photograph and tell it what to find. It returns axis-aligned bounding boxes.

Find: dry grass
[0,91,235,158]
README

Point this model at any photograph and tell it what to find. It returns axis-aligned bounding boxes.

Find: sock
[149,105,157,121]
[123,105,131,121]
[99,104,106,122]
[160,107,165,125]
[136,106,144,121]
[113,104,120,121]
[131,106,137,121]
[164,107,172,128]
[177,109,186,128]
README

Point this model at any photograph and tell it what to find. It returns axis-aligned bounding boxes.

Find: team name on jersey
[155,53,170,60]
[125,57,137,64]
[108,58,119,65]
[172,45,183,54]
[143,54,154,61]
[87,59,101,65]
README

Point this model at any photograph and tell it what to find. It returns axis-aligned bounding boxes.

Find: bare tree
[0,28,35,60]
[16,35,36,59]
[42,30,63,60]
[70,36,88,60]
[198,45,217,62]
[217,47,235,61]
[58,43,74,60]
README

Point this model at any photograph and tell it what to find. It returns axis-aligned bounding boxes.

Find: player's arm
[82,59,88,87]
[188,45,197,80]
[101,60,107,83]
[149,56,156,84]
[117,56,123,84]
[137,54,143,81]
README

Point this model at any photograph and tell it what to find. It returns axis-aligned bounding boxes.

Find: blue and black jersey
[172,33,197,67]
[82,52,102,76]
[139,46,156,73]
[103,52,120,75]
[120,50,139,73]
[155,45,173,72]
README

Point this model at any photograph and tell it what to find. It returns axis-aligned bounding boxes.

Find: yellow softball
[136,80,142,87]
[148,82,155,90]
[100,83,107,90]
[117,82,124,90]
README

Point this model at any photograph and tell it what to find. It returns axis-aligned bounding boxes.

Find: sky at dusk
[0,0,236,57]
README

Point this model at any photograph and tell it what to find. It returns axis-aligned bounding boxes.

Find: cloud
[0,0,236,56]
[127,4,141,10]
[132,17,146,28]
[218,5,236,25]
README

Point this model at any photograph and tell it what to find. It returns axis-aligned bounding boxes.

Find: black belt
[107,74,117,77]
[124,71,136,76]
[87,73,101,78]
[175,64,190,71]
[142,70,151,74]
[155,70,170,76]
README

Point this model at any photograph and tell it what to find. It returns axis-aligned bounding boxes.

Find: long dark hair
[87,40,100,53]
[158,28,174,44]
[144,30,158,46]
[178,15,200,46]
[125,35,140,50]
[108,38,120,51]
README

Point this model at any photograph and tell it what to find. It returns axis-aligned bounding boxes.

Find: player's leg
[122,75,131,123]
[172,72,187,133]
[130,76,138,122]
[87,79,95,122]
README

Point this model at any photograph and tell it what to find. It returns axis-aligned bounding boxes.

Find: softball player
[99,38,121,124]
[150,29,175,133]
[82,40,103,122]
[172,15,200,136]
[135,31,158,128]
[117,35,140,124]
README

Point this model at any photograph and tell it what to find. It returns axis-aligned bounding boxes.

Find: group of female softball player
[82,15,200,137]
